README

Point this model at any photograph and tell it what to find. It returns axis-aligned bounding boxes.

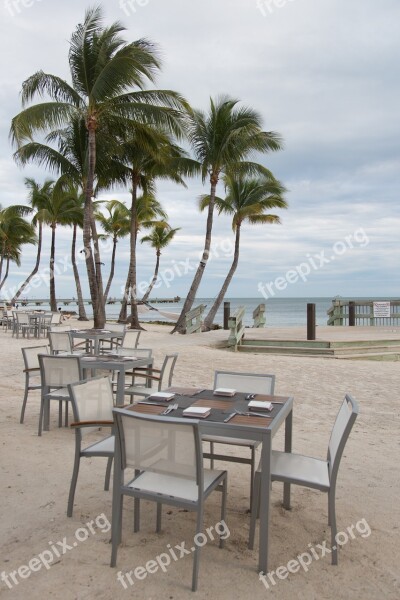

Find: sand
[1,320,399,599]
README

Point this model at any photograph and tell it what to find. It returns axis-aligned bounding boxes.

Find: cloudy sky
[0,0,399,302]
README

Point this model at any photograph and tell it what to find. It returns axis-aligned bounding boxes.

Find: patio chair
[50,311,63,326]
[2,309,13,331]
[13,312,34,338]
[122,353,178,401]
[48,331,87,355]
[98,323,126,354]
[121,329,141,349]
[110,409,228,591]
[39,313,53,337]
[203,371,276,509]
[248,394,359,564]
[38,354,83,436]
[67,377,115,517]
[113,347,153,388]
[20,345,49,424]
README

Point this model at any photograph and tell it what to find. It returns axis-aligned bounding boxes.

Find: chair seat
[46,387,70,400]
[126,469,225,503]
[82,435,115,456]
[202,434,260,449]
[124,384,157,396]
[269,450,330,490]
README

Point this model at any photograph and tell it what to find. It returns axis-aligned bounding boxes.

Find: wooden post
[223,302,230,330]
[307,303,316,340]
[349,301,356,326]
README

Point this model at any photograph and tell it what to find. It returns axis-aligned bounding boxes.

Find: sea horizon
[8,295,399,328]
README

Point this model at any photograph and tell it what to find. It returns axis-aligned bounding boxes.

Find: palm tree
[0,206,36,293]
[61,185,88,320]
[10,5,187,327]
[94,200,131,303]
[171,96,283,333]
[36,188,82,311]
[200,173,288,330]
[111,129,195,328]
[10,178,53,305]
[140,223,181,302]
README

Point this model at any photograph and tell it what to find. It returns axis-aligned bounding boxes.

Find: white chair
[248,394,359,564]
[38,354,83,435]
[110,409,228,591]
[122,353,178,401]
[203,371,276,509]
[121,329,141,349]
[67,377,115,517]
[99,323,126,353]
[48,331,85,355]
[20,345,49,423]
[13,312,33,338]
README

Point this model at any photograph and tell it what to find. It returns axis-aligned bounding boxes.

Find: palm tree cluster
[6,5,288,331]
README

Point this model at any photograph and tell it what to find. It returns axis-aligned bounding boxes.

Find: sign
[373,301,391,318]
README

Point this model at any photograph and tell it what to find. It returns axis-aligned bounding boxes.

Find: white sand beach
[1,320,399,599]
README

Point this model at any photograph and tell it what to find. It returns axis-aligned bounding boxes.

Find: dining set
[18,325,359,592]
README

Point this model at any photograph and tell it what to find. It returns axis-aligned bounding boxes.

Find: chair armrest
[130,373,161,382]
[23,367,40,373]
[70,420,114,428]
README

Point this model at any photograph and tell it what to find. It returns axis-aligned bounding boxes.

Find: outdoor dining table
[125,387,293,575]
[80,353,154,407]
[70,328,124,355]
[28,312,49,338]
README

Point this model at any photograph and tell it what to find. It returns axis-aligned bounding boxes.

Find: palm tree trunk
[11,222,43,304]
[141,250,160,303]
[104,236,117,303]
[0,257,10,290]
[49,225,57,312]
[203,224,241,330]
[84,122,104,328]
[71,224,88,321]
[171,178,218,334]
[118,176,144,330]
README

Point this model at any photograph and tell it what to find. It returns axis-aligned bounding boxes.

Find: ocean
[14,297,394,327]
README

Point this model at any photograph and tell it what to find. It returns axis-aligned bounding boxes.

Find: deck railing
[253,303,266,328]
[327,299,400,326]
[227,306,245,350]
[184,304,206,334]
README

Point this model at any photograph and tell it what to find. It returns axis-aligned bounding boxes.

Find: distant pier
[9,297,181,307]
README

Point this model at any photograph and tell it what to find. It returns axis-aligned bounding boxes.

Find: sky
[0,0,399,303]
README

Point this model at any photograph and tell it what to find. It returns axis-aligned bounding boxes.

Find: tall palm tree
[0,206,36,293]
[171,96,283,333]
[200,173,288,330]
[36,189,82,311]
[10,5,187,327]
[61,185,88,320]
[10,178,53,305]
[94,200,130,303]
[112,129,195,328]
[140,223,181,302]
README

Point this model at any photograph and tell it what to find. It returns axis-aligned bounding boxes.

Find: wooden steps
[236,338,400,359]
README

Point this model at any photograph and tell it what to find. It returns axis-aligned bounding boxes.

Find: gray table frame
[127,392,293,573]
[81,355,153,407]
[71,330,124,355]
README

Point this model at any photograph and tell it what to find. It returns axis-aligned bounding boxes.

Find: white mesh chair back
[51,312,62,325]
[116,347,152,358]
[69,377,114,437]
[39,354,81,388]
[327,395,358,481]
[50,325,71,332]
[17,312,30,325]
[22,345,49,370]
[214,371,275,395]
[116,411,199,481]
[160,354,178,388]
[105,323,126,334]
[7,310,13,318]
[49,331,72,354]
[122,330,141,348]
